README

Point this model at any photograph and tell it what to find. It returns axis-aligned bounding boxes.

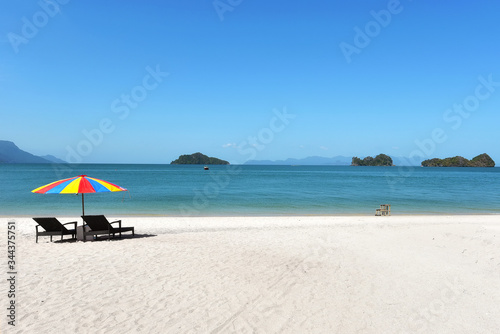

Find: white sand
[1,215,499,333]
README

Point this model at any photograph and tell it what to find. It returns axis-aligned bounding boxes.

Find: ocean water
[1,164,500,216]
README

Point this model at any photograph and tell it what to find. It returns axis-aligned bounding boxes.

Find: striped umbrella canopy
[32,175,127,216]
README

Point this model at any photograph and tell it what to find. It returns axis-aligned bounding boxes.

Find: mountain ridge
[0,140,65,163]
[245,155,352,165]
[245,155,415,166]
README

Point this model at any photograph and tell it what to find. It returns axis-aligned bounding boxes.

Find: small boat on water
[204,166,209,170]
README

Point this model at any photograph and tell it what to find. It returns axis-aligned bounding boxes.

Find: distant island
[421,153,495,167]
[171,152,229,165]
[351,154,393,166]
[0,140,65,163]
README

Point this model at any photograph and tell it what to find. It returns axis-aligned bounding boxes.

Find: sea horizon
[2,163,500,217]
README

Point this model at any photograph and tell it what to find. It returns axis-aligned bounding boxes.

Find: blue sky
[1,0,500,164]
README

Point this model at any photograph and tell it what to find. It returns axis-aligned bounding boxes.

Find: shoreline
[3,212,500,219]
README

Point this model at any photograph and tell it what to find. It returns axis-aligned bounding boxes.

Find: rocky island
[170,152,230,165]
[351,154,393,166]
[421,153,495,167]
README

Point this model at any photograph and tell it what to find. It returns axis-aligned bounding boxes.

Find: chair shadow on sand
[46,233,157,243]
[89,233,157,242]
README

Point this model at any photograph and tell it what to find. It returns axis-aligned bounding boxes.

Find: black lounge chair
[33,217,77,243]
[81,215,134,242]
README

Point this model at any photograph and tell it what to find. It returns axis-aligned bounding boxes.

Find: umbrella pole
[81,193,85,242]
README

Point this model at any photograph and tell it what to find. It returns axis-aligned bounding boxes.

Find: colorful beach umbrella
[32,175,127,216]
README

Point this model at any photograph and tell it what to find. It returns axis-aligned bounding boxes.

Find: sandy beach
[1,215,499,333]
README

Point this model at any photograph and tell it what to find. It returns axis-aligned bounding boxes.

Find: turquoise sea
[1,164,500,216]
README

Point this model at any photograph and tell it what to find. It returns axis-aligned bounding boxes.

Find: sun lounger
[81,215,134,241]
[33,217,77,243]
[375,204,391,216]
